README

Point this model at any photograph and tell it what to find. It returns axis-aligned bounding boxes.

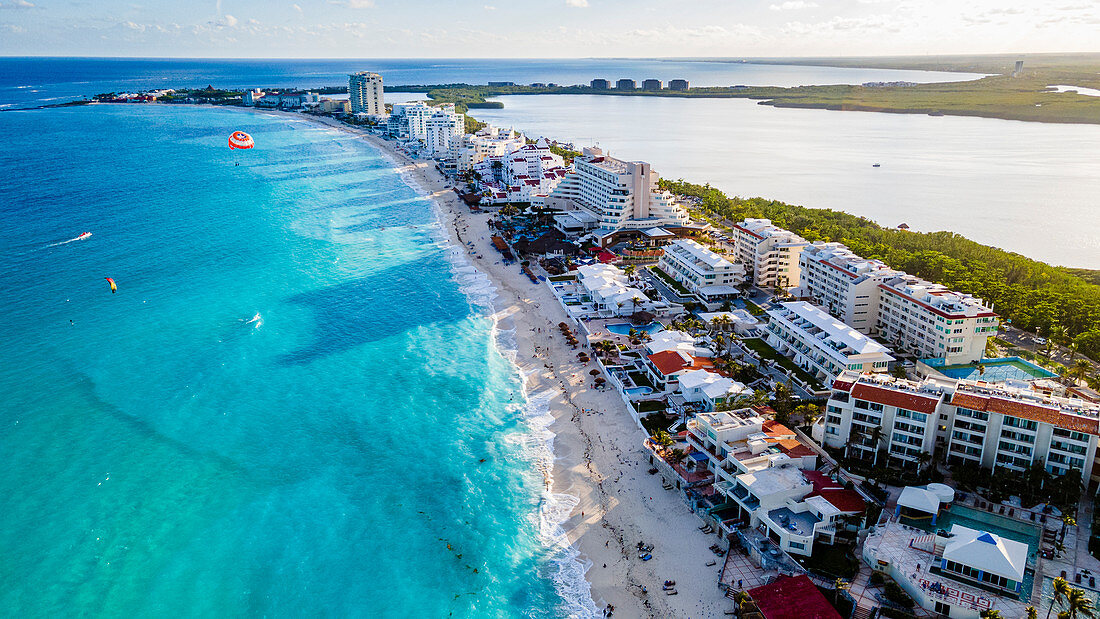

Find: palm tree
[980,610,1003,619]
[1068,359,1092,385]
[1026,606,1038,619]
[833,578,850,606]
[1062,514,1077,540]
[1066,588,1095,618]
[1048,577,1072,619]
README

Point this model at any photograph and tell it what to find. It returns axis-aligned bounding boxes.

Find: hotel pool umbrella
[590,369,600,376]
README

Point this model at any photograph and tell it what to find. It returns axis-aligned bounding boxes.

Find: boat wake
[243,312,263,329]
[47,232,92,247]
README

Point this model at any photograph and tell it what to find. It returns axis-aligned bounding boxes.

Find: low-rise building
[616,78,636,90]
[457,125,526,173]
[677,368,750,410]
[822,371,1100,479]
[657,239,746,298]
[764,302,894,384]
[641,79,662,91]
[669,79,689,91]
[732,219,808,289]
[746,575,843,619]
[575,263,666,318]
[863,520,1032,618]
[591,79,610,90]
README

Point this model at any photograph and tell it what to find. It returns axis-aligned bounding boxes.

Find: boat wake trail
[47,232,92,248]
[243,312,263,329]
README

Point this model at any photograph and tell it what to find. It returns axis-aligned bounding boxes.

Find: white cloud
[293,4,302,13]
[770,1,818,10]
[0,0,36,9]
[484,4,496,10]
[222,14,237,26]
[566,0,588,7]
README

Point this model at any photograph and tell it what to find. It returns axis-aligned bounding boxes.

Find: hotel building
[821,372,1100,479]
[456,125,526,173]
[798,241,998,365]
[764,302,894,384]
[544,147,690,234]
[348,72,384,115]
[657,239,746,297]
[731,219,808,289]
[424,108,465,157]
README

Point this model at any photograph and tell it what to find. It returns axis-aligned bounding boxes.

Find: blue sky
[1,0,1097,57]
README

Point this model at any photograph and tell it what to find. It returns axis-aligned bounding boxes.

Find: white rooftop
[770,301,894,358]
[737,465,809,498]
[699,310,760,326]
[665,239,736,270]
[942,525,1028,582]
[898,486,941,514]
[678,368,748,399]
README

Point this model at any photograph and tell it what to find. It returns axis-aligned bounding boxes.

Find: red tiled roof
[851,382,940,414]
[950,392,1099,434]
[749,575,842,619]
[648,351,692,376]
[762,420,794,436]
[831,377,856,392]
[776,439,816,458]
[802,471,865,513]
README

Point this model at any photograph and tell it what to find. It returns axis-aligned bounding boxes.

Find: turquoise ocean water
[0,105,590,616]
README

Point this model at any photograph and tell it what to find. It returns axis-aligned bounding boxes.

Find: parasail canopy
[104,277,117,293]
[228,131,254,150]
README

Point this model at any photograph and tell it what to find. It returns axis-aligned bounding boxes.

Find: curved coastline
[266,109,736,617]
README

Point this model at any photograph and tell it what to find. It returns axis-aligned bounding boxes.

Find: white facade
[457,125,526,173]
[424,109,465,157]
[388,102,441,141]
[658,239,746,295]
[678,369,749,410]
[545,147,690,233]
[348,72,384,115]
[798,241,998,365]
[822,371,1100,478]
[764,302,894,384]
[473,139,568,204]
[575,263,663,317]
[731,219,808,289]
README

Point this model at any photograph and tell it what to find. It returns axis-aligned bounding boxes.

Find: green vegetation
[464,115,486,134]
[661,179,1100,363]
[741,337,824,390]
[742,299,767,317]
[390,56,1100,125]
[649,266,691,296]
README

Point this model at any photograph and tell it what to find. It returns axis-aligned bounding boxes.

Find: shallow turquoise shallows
[0,105,582,617]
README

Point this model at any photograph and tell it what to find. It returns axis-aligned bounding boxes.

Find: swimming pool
[625,386,654,396]
[607,322,663,336]
[930,357,1057,381]
[902,504,1041,562]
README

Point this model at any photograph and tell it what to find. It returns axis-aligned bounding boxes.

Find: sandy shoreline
[250,109,734,618]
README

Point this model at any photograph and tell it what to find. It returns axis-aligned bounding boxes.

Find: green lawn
[649,266,692,296]
[548,274,576,282]
[639,412,672,434]
[742,337,825,390]
[628,371,655,389]
[742,300,767,316]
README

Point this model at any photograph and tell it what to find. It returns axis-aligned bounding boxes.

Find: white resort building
[457,125,526,173]
[348,71,384,115]
[821,371,1100,479]
[764,302,894,384]
[731,219,808,289]
[387,101,439,141]
[544,147,690,234]
[424,108,465,157]
[657,239,746,301]
[677,369,750,411]
[472,139,568,204]
[797,241,998,365]
[574,263,664,318]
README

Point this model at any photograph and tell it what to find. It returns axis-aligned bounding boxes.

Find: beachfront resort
[106,71,1100,619]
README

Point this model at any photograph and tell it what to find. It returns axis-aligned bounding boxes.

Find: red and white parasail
[228,131,254,150]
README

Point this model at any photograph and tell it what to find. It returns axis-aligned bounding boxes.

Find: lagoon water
[476,95,1100,268]
[0,105,589,616]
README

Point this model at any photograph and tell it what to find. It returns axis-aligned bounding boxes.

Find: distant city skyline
[0,0,1096,58]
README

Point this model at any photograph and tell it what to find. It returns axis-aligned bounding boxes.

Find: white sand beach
[266,110,734,618]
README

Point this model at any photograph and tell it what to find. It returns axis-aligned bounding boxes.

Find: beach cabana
[895,486,942,524]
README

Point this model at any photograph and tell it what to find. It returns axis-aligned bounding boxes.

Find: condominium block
[764,302,894,384]
[544,147,690,233]
[657,239,746,296]
[348,72,384,115]
[821,372,1100,482]
[731,218,808,289]
[616,78,636,90]
[590,79,610,90]
[669,79,689,91]
[798,241,998,365]
[424,108,465,157]
[642,79,662,91]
